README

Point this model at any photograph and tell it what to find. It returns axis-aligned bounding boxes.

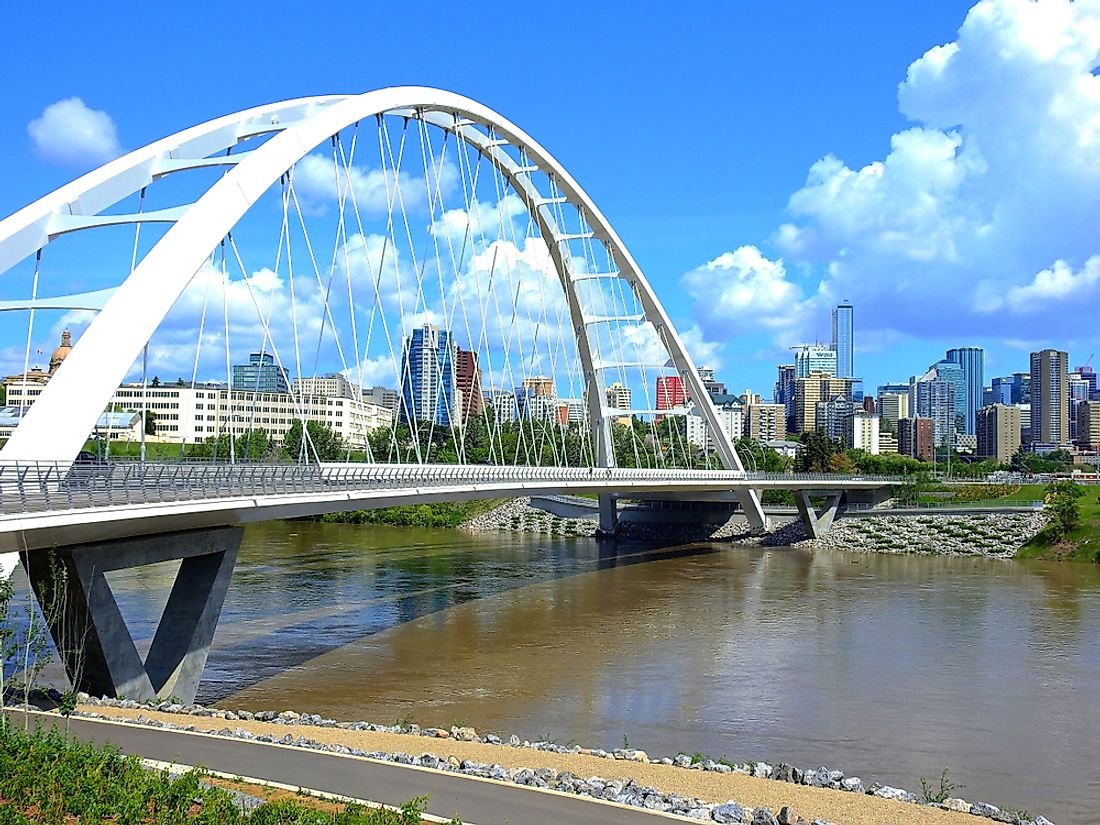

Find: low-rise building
[762,439,800,459]
[106,385,393,448]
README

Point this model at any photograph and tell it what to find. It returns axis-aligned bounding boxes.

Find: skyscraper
[976,404,1021,464]
[898,417,935,461]
[946,346,984,435]
[793,373,852,433]
[989,376,1014,406]
[655,375,686,422]
[928,359,967,434]
[1073,365,1097,398]
[399,324,457,426]
[793,345,837,378]
[455,348,484,421]
[774,364,796,429]
[911,367,956,448]
[1011,372,1031,404]
[1030,349,1070,446]
[831,301,854,378]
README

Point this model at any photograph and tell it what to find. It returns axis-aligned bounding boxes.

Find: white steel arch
[0,87,765,527]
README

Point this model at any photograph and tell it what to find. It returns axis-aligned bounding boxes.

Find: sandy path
[71,705,979,825]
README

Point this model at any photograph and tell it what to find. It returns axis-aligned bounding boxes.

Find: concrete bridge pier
[596,494,619,537]
[793,490,843,540]
[23,527,241,704]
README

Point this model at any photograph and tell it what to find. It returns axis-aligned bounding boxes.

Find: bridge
[0,87,898,705]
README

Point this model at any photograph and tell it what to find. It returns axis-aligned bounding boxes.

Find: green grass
[0,721,448,823]
[997,484,1047,501]
[318,500,502,529]
[919,483,1047,507]
[1018,493,1100,562]
[81,439,190,460]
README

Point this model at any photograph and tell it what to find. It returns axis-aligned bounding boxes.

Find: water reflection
[69,523,1100,822]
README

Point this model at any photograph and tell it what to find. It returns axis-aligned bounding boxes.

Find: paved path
[8,711,690,825]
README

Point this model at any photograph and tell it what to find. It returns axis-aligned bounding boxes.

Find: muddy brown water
[15,522,1100,823]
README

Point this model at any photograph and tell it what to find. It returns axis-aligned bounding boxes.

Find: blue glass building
[231,352,289,393]
[927,359,967,436]
[990,376,1014,406]
[399,324,457,426]
[946,346,984,434]
[831,301,854,378]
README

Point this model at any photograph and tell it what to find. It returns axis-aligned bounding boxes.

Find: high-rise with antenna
[832,300,854,379]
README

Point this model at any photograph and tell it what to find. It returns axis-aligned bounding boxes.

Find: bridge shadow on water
[103,524,728,705]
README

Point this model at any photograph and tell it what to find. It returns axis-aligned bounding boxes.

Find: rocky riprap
[463,497,1047,559]
[462,497,599,537]
[68,695,1055,825]
[810,512,1047,557]
[462,497,782,543]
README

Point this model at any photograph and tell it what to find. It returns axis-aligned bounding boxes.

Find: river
[59,523,1100,821]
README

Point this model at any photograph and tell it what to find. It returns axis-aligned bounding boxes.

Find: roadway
[5,710,692,825]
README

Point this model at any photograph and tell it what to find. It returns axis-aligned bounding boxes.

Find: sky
[1,0,1097,397]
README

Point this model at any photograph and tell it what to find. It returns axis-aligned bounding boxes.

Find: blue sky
[1,0,1097,396]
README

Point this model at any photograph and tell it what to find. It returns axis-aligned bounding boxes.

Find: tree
[143,410,157,436]
[150,376,160,388]
[234,428,272,462]
[1042,480,1085,542]
[827,451,855,473]
[735,437,792,473]
[796,430,843,472]
[1011,447,1075,475]
[283,420,345,462]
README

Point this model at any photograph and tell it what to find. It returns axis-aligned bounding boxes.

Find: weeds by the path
[0,721,453,823]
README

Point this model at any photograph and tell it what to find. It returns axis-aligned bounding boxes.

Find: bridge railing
[0,460,910,517]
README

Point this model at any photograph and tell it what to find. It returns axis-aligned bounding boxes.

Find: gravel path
[79,705,999,825]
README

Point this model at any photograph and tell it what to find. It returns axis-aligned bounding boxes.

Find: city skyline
[0,2,1096,399]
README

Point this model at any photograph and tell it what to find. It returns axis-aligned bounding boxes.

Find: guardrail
[0,460,909,518]
[845,500,1044,512]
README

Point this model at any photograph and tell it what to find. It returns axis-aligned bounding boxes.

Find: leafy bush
[0,723,451,823]
[320,500,497,528]
[1040,481,1086,543]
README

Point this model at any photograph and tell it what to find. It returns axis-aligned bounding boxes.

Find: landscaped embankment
[63,697,1056,825]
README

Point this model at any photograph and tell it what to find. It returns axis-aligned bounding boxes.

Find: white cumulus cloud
[27,97,122,167]
[737,0,1100,346]
[681,245,809,337]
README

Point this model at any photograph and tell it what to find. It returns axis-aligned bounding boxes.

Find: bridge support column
[596,494,619,537]
[794,490,843,540]
[23,527,241,704]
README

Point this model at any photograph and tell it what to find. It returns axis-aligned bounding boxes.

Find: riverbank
[1017,491,1100,562]
[65,697,1054,825]
[461,497,1048,556]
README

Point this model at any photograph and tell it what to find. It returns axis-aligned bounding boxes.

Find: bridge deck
[0,461,905,551]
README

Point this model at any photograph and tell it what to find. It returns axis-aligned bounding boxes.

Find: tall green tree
[283,420,345,462]
[796,430,841,472]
